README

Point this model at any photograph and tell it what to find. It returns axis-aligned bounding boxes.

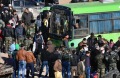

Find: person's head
[13,10,17,15]
[82,38,87,44]
[86,51,90,56]
[25,8,29,13]
[12,39,16,44]
[38,30,42,35]
[20,44,25,49]
[47,40,52,45]
[55,47,59,51]
[65,34,69,39]
[80,56,85,61]
[95,44,100,50]
[28,36,32,40]
[18,20,22,25]
[72,50,76,54]
[110,39,113,43]
[64,34,69,39]
[8,4,12,7]
[98,35,102,39]
[0,3,3,7]
[5,9,8,13]
[79,46,84,51]
[27,45,32,51]
[90,32,94,37]
[37,15,41,20]
[71,43,74,47]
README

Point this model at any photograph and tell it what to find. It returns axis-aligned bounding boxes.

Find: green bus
[41,0,120,47]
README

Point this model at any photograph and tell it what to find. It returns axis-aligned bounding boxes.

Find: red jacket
[0,29,3,39]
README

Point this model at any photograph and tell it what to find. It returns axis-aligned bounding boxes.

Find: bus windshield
[50,6,72,37]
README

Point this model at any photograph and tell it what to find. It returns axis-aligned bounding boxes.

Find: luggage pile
[0,64,13,76]
[0,53,13,77]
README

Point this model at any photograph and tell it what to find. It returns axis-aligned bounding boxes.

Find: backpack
[71,54,78,66]
[35,35,44,44]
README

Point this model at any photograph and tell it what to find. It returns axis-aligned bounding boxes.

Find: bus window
[79,16,87,28]
[13,0,36,7]
[74,19,80,29]
[13,0,21,6]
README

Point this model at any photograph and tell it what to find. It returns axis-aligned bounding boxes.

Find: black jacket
[1,12,12,24]
[2,26,14,37]
[41,49,50,61]
[15,25,25,38]
[71,54,78,66]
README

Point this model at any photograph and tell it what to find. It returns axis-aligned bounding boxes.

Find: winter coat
[15,25,25,38]
[54,59,62,72]
[2,25,14,37]
[77,61,85,76]
[22,12,34,26]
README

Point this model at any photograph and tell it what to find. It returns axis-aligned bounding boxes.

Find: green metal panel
[63,0,120,14]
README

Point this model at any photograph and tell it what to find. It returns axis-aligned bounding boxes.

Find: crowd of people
[0,2,120,78]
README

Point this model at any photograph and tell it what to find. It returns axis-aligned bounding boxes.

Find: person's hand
[34,64,37,67]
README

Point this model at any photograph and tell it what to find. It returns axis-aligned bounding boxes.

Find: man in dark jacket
[71,50,78,78]
[39,46,50,77]
[87,33,97,51]
[85,51,91,78]
[62,50,71,78]
[22,8,34,35]
[2,23,14,52]
[1,9,12,24]
[15,21,25,45]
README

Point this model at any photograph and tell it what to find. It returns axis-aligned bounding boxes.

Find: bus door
[49,5,73,39]
[73,15,89,39]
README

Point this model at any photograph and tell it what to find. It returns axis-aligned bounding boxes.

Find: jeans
[13,59,18,78]
[86,67,90,78]
[62,61,71,78]
[26,62,34,78]
[18,60,26,78]
[39,61,49,77]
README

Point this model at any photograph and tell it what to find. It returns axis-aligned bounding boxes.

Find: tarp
[0,53,8,64]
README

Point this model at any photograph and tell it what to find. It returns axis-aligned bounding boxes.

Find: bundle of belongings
[0,53,13,76]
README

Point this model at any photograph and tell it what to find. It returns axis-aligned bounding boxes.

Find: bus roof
[39,6,50,12]
[63,0,120,14]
